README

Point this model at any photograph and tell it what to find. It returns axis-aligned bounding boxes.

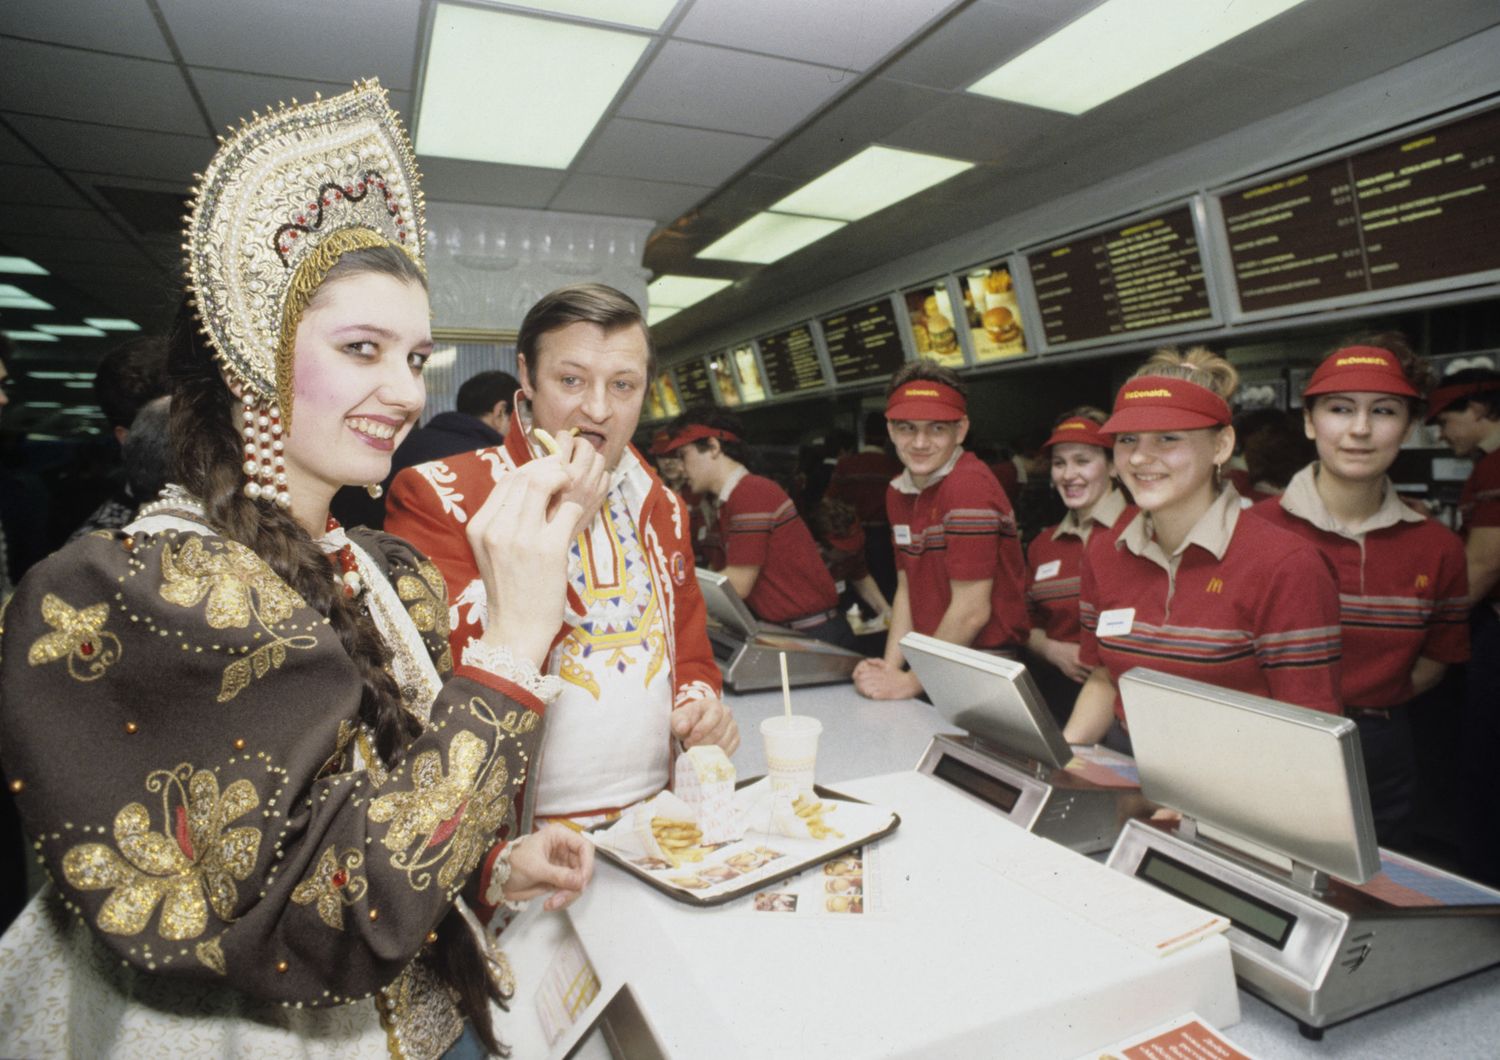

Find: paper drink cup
[760,715,822,794]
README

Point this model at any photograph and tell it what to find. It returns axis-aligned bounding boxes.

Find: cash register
[1107,668,1500,1037]
[696,568,861,692]
[902,633,1141,854]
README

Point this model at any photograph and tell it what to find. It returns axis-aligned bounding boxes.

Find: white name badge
[1034,559,1062,581]
[893,525,913,545]
[1097,607,1135,638]
[835,580,848,593]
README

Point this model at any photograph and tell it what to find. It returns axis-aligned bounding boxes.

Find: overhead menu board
[901,281,965,367]
[730,343,768,403]
[673,357,715,409]
[1026,205,1214,350]
[758,324,827,396]
[1218,105,1500,316]
[707,354,741,406]
[821,297,905,386]
[959,261,1028,363]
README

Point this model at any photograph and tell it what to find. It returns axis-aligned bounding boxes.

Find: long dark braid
[167,246,507,1052]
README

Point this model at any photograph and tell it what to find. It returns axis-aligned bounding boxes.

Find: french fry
[792,795,843,840]
[532,425,581,455]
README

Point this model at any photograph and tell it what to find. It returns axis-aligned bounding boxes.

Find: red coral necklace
[325,516,363,598]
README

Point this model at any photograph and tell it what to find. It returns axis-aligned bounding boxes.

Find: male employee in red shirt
[1429,367,1500,885]
[853,362,1029,699]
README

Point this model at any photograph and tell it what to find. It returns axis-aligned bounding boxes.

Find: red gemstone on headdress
[357,182,366,192]
[289,231,298,239]
[331,869,348,888]
[296,215,305,224]
[334,190,342,199]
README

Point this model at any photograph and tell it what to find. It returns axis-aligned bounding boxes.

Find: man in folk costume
[388,284,736,833]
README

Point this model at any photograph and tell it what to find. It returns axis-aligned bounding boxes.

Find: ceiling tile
[880,1,1062,92]
[157,0,419,90]
[6,234,157,267]
[673,0,954,71]
[616,40,848,138]
[0,0,174,60]
[0,39,204,135]
[574,118,771,187]
[418,156,566,209]
[548,174,711,222]
[0,204,130,242]
[0,123,41,165]
[5,115,214,182]
[0,164,89,208]
[190,68,413,133]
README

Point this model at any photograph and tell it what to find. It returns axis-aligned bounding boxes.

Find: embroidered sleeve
[387,461,485,668]
[0,529,545,1006]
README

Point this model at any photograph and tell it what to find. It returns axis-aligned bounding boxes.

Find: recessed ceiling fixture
[0,256,47,275]
[84,318,141,331]
[646,305,681,326]
[417,4,650,169]
[0,284,54,311]
[37,324,108,338]
[2,330,59,342]
[697,213,846,265]
[968,0,1310,115]
[487,0,677,31]
[770,146,973,222]
[648,275,732,310]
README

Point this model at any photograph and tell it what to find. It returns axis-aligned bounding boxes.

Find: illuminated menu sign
[1026,205,1213,348]
[821,298,905,385]
[673,358,715,408]
[1220,105,1500,314]
[757,324,826,396]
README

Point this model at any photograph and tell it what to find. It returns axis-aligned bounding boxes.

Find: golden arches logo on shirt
[1124,388,1174,399]
[1205,577,1225,594]
[1415,573,1430,589]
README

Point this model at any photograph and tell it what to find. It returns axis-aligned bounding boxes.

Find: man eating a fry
[389,284,737,841]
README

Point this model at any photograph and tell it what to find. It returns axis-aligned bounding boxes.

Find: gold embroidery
[62,764,261,940]
[558,635,601,699]
[397,560,453,673]
[27,593,123,682]
[379,959,465,1060]
[291,845,368,929]
[196,935,227,975]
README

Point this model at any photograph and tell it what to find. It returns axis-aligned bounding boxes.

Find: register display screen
[933,753,1021,814]
[1219,105,1500,314]
[1137,850,1296,949]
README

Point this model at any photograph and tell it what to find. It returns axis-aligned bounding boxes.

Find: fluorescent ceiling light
[646,305,681,326]
[84,318,140,331]
[28,370,95,380]
[3,330,59,342]
[64,380,96,389]
[771,146,973,222]
[0,284,54,311]
[968,0,1309,115]
[0,256,47,275]
[698,213,846,265]
[26,402,63,409]
[418,4,649,169]
[37,324,108,337]
[491,0,677,30]
[648,275,732,309]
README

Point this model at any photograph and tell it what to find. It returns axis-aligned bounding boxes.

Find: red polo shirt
[1461,442,1500,604]
[886,450,1029,651]
[1026,490,1131,644]
[1079,487,1343,719]
[828,448,902,526]
[718,469,838,624]
[1251,466,1469,708]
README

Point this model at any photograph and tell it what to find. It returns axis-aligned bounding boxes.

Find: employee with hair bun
[663,407,855,649]
[1025,407,1131,726]
[1065,347,1343,750]
[1250,337,1468,847]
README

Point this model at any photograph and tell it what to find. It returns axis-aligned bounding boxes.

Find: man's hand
[1041,637,1091,683]
[852,657,922,700]
[671,696,740,754]
[503,823,594,911]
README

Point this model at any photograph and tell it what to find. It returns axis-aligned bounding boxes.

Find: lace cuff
[462,638,563,704]
[481,840,527,915]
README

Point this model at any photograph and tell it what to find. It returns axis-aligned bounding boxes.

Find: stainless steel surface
[709,628,860,692]
[697,568,764,638]
[1119,668,1380,884]
[901,632,1073,769]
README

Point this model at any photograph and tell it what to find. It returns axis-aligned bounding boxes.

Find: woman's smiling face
[1112,427,1231,515]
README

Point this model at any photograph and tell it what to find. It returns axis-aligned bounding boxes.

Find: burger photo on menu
[903,283,964,367]
[964,264,1027,362]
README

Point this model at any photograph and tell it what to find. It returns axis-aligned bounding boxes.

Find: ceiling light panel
[648,275,732,308]
[37,324,108,337]
[697,212,845,264]
[418,4,651,169]
[646,305,681,326]
[3,330,59,342]
[770,146,974,222]
[967,0,1310,115]
[0,256,48,275]
[0,284,54,311]
[489,0,678,31]
[84,318,141,331]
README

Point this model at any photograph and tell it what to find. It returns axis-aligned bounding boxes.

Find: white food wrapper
[674,745,739,843]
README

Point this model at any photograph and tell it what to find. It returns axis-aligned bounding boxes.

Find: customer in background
[1251,338,1468,848]
[853,362,1029,701]
[333,368,521,528]
[1429,365,1500,885]
[67,336,169,539]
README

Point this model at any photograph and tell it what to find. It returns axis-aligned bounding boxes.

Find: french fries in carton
[674,745,739,843]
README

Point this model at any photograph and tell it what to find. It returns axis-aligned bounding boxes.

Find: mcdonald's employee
[663,407,856,649]
[1065,347,1343,750]
[1251,338,1468,847]
[853,362,1029,700]
[1024,407,1131,725]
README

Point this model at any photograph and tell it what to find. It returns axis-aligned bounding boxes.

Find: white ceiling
[2,0,1499,403]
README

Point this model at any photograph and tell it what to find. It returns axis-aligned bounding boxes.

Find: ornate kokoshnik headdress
[184,79,427,507]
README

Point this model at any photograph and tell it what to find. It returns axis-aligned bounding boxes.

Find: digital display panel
[820,298,906,386]
[1137,850,1296,949]
[960,262,1028,362]
[673,358,715,409]
[1026,205,1214,349]
[1220,105,1500,315]
[757,324,826,396]
[901,281,965,367]
[932,753,1021,814]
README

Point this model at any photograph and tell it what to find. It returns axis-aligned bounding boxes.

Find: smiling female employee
[1064,348,1343,750]
[1251,339,1469,846]
[664,407,855,649]
[1025,408,1131,725]
[853,362,1028,700]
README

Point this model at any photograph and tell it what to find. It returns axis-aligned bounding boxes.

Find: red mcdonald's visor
[1101,377,1232,435]
[885,380,967,422]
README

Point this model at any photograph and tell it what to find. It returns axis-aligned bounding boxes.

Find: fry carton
[674,745,740,843]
